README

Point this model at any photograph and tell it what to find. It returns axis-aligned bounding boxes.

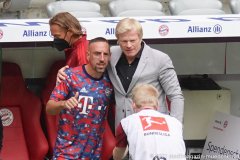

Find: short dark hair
[89,37,109,45]
[88,37,110,54]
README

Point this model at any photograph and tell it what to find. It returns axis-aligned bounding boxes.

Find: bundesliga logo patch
[139,116,169,131]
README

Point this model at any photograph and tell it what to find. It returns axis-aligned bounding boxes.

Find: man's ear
[132,102,136,109]
[86,51,90,61]
[66,29,72,39]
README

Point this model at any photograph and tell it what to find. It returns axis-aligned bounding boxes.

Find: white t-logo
[77,96,93,115]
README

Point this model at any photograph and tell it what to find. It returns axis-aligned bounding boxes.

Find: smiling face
[86,41,111,78]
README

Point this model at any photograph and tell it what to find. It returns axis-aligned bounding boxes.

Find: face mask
[53,38,70,51]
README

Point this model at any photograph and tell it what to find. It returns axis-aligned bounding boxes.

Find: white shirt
[121,109,186,160]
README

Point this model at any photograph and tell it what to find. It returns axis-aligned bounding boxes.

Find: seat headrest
[169,0,223,15]
[117,10,165,17]
[109,0,163,16]
[46,1,101,17]
[0,62,26,105]
[2,62,23,77]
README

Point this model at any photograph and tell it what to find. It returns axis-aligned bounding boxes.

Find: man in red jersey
[46,37,114,159]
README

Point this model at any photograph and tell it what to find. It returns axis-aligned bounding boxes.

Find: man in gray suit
[107,18,184,127]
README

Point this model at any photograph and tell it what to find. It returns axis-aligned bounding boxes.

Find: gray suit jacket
[107,42,184,127]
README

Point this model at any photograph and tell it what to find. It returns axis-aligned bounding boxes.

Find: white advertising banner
[1,15,240,42]
[201,111,240,160]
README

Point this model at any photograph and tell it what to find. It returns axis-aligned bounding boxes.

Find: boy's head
[131,83,160,112]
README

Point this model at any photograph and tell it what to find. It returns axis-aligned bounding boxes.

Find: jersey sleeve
[49,74,70,101]
[115,123,128,147]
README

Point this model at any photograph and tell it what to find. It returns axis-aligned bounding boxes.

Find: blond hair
[115,18,143,39]
[132,84,159,108]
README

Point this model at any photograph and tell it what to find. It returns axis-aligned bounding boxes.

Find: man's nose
[99,53,104,61]
[126,41,132,47]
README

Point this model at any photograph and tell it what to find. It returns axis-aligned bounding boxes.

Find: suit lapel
[110,47,127,94]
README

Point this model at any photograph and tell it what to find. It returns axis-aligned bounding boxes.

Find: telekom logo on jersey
[77,95,105,115]
[140,116,169,132]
